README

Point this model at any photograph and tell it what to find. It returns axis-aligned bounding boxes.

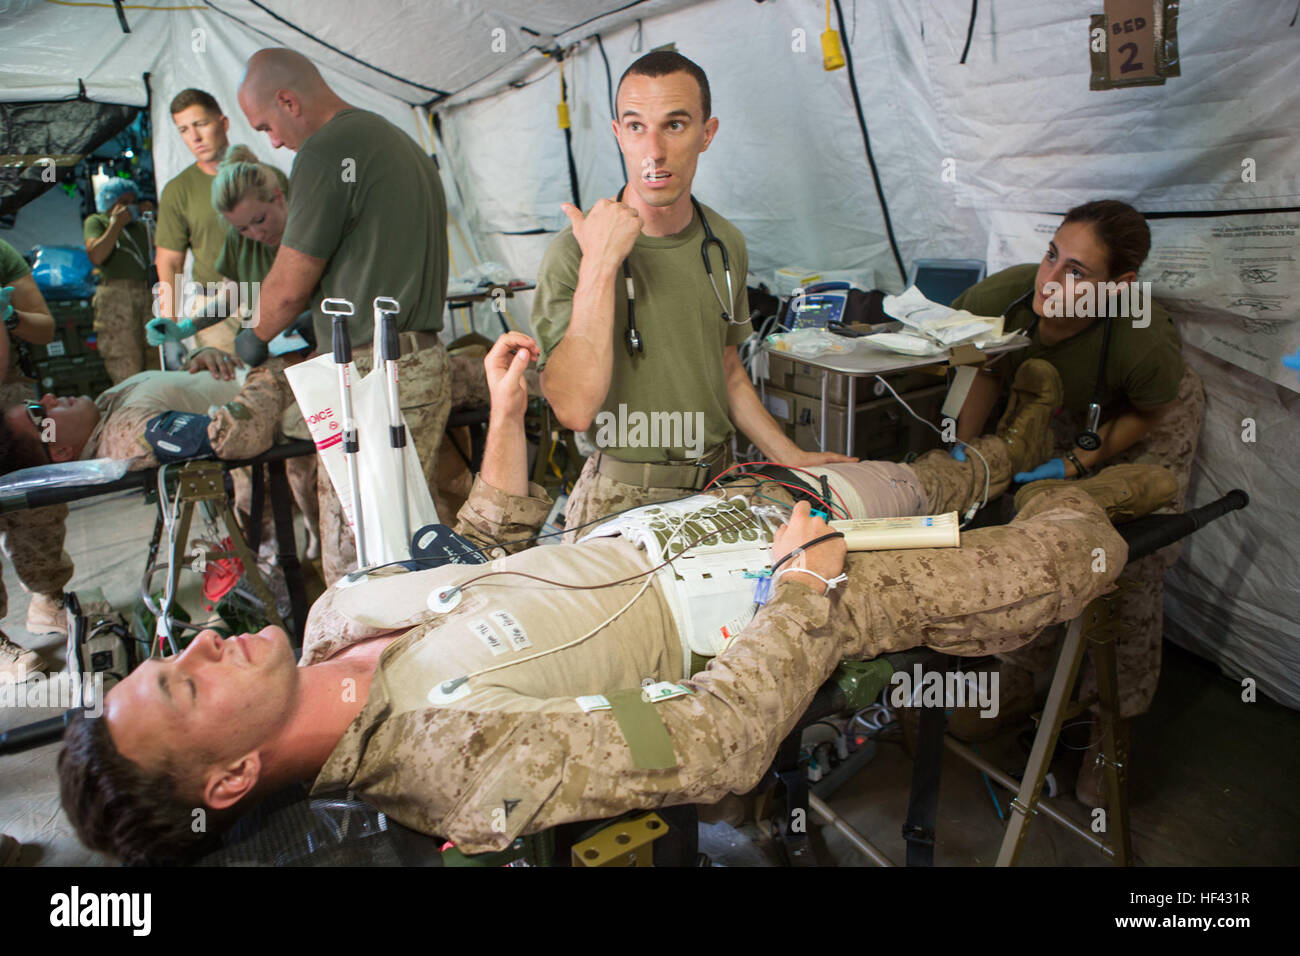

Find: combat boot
[0,630,46,680]
[1014,463,1178,524]
[25,591,67,636]
[995,359,1063,474]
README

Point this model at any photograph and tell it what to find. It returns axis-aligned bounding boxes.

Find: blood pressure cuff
[144,411,215,464]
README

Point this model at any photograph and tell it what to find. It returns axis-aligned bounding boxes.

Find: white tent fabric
[1,0,1296,704]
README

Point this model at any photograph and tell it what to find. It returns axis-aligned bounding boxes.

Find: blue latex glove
[950,444,966,462]
[1014,458,1067,484]
[0,286,13,324]
[146,317,197,346]
[1284,349,1300,383]
[234,326,270,367]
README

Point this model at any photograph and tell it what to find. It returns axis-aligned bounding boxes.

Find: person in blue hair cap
[84,177,155,383]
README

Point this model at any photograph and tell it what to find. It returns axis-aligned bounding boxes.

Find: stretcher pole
[322,297,369,570]
[374,295,410,555]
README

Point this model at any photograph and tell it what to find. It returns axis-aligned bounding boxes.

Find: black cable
[593,33,628,181]
[959,0,978,64]
[558,54,582,208]
[830,0,907,286]
[111,0,131,33]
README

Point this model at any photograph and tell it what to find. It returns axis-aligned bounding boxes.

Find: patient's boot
[25,591,67,636]
[0,629,45,680]
[1014,464,1178,524]
[996,359,1063,474]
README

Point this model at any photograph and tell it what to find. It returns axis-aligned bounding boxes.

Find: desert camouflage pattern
[999,364,1206,717]
[92,279,156,384]
[448,351,541,411]
[306,458,1124,852]
[317,339,451,585]
[1,378,75,617]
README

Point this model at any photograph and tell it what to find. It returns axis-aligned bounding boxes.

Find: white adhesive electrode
[428,585,463,613]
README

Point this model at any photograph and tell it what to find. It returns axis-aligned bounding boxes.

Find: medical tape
[605,688,677,770]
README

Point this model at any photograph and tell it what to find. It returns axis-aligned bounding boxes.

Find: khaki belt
[351,329,442,358]
[595,444,731,492]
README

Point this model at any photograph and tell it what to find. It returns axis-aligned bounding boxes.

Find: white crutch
[322,297,369,571]
[373,295,410,555]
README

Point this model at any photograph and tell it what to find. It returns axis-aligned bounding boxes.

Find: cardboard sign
[1105,0,1158,80]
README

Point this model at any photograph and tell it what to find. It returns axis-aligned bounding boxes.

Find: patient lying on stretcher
[0,348,305,470]
[57,334,1177,865]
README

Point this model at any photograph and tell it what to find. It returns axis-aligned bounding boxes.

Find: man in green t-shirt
[154,89,242,354]
[84,178,155,383]
[532,51,852,538]
[236,47,451,584]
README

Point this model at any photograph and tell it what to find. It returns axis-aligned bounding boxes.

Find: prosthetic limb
[374,296,411,555]
[323,298,369,571]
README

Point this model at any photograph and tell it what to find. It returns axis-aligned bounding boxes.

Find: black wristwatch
[3,310,19,332]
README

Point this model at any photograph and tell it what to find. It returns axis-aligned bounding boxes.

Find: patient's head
[59,626,299,864]
[0,393,100,468]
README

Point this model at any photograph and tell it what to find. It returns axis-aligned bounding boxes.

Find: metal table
[761,338,1027,457]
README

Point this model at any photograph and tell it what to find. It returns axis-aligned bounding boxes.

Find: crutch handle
[375,296,401,363]
[323,298,355,364]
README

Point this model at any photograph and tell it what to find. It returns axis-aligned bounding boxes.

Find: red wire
[706,459,852,518]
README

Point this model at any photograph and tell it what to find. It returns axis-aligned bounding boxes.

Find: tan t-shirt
[531,203,752,463]
[86,369,242,460]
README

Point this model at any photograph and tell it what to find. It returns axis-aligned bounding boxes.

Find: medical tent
[1,0,1296,705]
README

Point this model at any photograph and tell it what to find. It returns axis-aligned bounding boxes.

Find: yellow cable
[44,0,206,9]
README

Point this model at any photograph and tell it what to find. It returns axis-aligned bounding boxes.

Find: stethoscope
[1010,288,1112,452]
[615,186,740,358]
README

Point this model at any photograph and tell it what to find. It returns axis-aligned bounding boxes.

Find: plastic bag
[29,245,97,299]
[0,457,130,494]
[284,343,439,569]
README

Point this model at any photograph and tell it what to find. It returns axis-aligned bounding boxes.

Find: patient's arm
[450,333,553,555]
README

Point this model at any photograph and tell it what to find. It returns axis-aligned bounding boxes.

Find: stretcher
[0,441,316,646]
[110,489,1246,868]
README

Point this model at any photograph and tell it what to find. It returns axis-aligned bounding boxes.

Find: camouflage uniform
[303,461,1124,853]
[0,384,74,624]
[92,279,157,384]
[998,365,1206,716]
[317,338,452,585]
[562,447,737,544]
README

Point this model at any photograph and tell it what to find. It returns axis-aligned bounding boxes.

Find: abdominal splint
[580,495,779,676]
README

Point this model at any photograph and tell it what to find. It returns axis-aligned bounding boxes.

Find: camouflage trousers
[319,338,451,585]
[998,365,1206,717]
[93,279,157,384]
[0,382,74,619]
[563,447,738,543]
[563,433,1011,543]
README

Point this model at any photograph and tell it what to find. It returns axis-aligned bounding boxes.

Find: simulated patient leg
[348,485,1126,854]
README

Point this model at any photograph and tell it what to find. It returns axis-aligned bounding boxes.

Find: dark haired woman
[950,199,1205,807]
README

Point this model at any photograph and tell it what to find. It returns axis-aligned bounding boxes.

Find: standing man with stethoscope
[533,51,852,537]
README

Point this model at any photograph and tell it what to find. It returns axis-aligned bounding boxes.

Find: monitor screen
[912,263,986,307]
